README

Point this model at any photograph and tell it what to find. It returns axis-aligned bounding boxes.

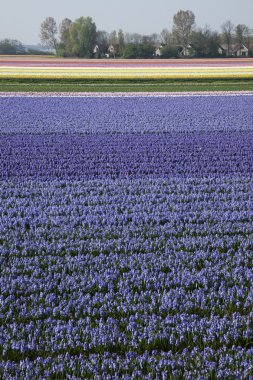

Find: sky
[1,0,253,45]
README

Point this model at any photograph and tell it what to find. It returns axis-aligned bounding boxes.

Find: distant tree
[124,33,131,44]
[109,30,117,45]
[245,29,253,55]
[235,24,250,46]
[172,10,195,54]
[138,44,155,58]
[108,30,118,57]
[141,35,153,44]
[134,33,144,45]
[59,18,72,45]
[191,26,220,57]
[122,43,154,58]
[96,30,109,57]
[160,44,179,58]
[118,29,125,55]
[40,17,58,50]
[0,40,16,54]
[122,44,138,58]
[124,33,143,45]
[69,17,97,58]
[160,28,171,45]
[57,18,72,56]
[221,20,234,56]
[150,33,160,45]
[37,12,253,59]
[0,39,25,54]
[205,30,220,57]
[190,29,206,56]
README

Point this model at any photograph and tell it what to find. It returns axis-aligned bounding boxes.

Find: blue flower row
[0,178,252,378]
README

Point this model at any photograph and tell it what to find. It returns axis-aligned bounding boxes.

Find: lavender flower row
[0,178,253,378]
[0,348,253,379]
[1,93,253,377]
[1,95,253,135]
[0,132,252,180]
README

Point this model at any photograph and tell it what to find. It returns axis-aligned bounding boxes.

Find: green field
[1,77,253,92]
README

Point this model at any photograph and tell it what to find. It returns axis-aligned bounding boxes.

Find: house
[154,46,163,57]
[93,45,100,58]
[178,44,196,57]
[93,45,99,54]
[218,44,249,57]
[108,44,119,58]
[218,44,226,56]
[232,44,249,57]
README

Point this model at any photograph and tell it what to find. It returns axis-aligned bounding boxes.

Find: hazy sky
[1,0,253,45]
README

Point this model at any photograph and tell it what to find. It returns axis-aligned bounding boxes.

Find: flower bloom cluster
[0,93,253,378]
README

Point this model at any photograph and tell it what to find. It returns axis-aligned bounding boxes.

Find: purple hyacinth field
[0,93,253,379]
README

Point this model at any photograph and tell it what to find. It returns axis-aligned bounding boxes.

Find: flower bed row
[1,94,253,134]
[0,177,253,378]
[1,93,253,378]
[1,66,253,79]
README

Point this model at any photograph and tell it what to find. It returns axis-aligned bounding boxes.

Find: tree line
[1,10,253,58]
[0,39,51,55]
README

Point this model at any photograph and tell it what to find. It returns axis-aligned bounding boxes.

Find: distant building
[218,44,249,57]
[93,45,99,54]
[218,44,226,56]
[108,44,119,58]
[232,44,249,57]
[178,44,196,57]
[154,46,163,57]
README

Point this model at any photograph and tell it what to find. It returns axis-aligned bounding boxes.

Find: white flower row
[0,91,253,97]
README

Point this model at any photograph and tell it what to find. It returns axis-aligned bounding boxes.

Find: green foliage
[58,18,73,56]
[191,28,221,57]
[0,39,25,54]
[56,43,66,57]
[122,43,154,58]
[122,44,138,58]
[69,17,97,58]
[118,29,125,55]
[161,44,179,58]
[139,44,155,58]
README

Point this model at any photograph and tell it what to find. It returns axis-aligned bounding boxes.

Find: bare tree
[160,28,171,45]
[40,17,58,50]
[221,20,234,56]
[150,33,160,45]
[124,33,142,45]
[235,24,250,46]
[172,10,195,54]
[109,30,117,46]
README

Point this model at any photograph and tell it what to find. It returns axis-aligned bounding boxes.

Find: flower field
[1,57,253,80]
[1,66,253,79]
[0,91,253,378]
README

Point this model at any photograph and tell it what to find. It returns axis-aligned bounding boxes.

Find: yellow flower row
[1,66,253,79]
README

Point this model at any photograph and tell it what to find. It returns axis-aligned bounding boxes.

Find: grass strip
[1,78,253,92]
